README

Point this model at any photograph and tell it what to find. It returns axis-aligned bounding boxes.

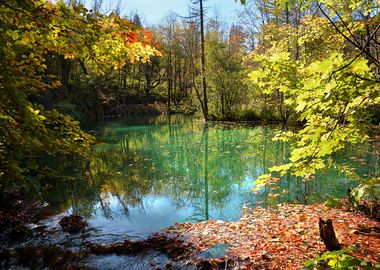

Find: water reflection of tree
[88,117,256,220]
[46,116,379,220]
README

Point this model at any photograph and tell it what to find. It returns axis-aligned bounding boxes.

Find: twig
[328,23,380,81]
[316,2,380,68]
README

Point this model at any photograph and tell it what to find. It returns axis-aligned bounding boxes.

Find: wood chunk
[319,218,341,251]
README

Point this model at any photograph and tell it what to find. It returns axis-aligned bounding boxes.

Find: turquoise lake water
[51,115,378,239]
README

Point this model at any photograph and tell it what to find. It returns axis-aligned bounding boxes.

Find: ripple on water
[82,253,196,270]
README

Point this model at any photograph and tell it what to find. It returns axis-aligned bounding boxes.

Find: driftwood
[319,218,341,251]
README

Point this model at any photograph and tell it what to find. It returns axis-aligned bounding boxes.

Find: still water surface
[57,115,377,239]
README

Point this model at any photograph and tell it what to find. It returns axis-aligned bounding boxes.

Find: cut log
[319,218,341,251]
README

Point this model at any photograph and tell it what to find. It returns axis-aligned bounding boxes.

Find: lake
[47,115,378,240]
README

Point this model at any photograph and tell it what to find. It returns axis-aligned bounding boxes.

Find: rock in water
[59,214,88,233]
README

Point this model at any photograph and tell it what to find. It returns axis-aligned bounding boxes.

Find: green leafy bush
[304,249,380,270]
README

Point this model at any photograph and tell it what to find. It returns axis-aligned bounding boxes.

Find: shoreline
[1,197,379,269]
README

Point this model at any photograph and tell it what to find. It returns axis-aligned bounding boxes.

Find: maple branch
[344,96,369,121]
[316,2,380,68]
[354,74,380,83]
[328,23,380,81]
[326,3,362,48]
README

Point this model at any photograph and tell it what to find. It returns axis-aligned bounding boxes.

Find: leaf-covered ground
[164,204,380,269]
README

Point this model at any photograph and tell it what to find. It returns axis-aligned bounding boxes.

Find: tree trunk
[319,218,341,251]
[60,55,71,86]
[200,0,208,120]
[167,52,172,113]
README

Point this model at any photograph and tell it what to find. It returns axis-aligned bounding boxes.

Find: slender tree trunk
[200,0,208,120]
[116,68,121,116]
[122,64,127,90]
[221,89,225,118]
[167,52,172,113]
[60,55,71,86]
[173,52,177,106]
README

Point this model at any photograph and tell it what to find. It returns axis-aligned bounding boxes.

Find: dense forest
[0,0,379,269]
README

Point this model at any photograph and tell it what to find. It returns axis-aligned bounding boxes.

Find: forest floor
[164,203,380,269]
[1,199,379,269]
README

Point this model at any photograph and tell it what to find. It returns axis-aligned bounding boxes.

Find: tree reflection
[44,116,379,224]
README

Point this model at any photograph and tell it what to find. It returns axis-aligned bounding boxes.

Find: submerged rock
[59,215,88,233]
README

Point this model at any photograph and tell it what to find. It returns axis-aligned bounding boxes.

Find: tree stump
[319,218,341,251]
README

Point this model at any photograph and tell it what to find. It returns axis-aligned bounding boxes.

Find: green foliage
[250,47,379,187]
[236,109,261,121]
[205,23,248,118]
[349,178,380,207]
[304,249,380,270]
[0,0,159,195]
[246,0,379,181]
